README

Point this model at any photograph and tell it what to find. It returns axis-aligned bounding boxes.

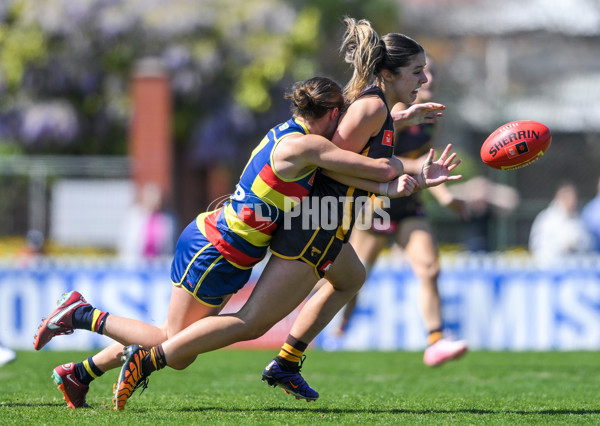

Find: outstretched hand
[391,102,445,128]
[416,144,462,189]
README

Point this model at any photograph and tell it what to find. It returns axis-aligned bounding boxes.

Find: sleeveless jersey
[394,123,435,158]
[384,123,436,220]
[196,118,317,268]
[313,85,395,242]
[271,85,394,257]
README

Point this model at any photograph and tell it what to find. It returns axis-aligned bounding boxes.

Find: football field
[1,349,598,424]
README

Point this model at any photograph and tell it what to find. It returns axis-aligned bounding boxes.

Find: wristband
[379,181,390,197]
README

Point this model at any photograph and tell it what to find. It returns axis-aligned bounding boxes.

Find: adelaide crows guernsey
[196,118,316,268]
[270,85,394,275]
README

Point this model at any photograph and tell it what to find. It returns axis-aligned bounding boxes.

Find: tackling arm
[281,133,404,182]
[322,170,418,198]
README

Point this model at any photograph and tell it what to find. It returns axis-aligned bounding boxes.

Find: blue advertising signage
[2,256,600,351]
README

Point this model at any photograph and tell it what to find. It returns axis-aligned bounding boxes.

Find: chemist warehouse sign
[1,256,600,351]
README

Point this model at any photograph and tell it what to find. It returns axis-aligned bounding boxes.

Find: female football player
[108,16,460,408]
[339,56,470,367]
[34,75,429,409]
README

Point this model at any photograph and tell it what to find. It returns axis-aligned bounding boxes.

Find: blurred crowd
[528,176,600,268]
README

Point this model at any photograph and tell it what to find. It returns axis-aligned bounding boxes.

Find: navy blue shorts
[270,227,344,279]
[171,220,252,307]
[369,193,425,235]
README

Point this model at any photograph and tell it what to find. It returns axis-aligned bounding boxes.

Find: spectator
[25,229,46,255]
[16,229,46,267]
[529,181,594,268]
[117,182,175,264]
[582,176,600,252]
[448,176,519,251]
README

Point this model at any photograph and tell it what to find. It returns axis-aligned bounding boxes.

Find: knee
[243,327,269,341]
[226,312,271,341]
[353,265,367,290]
[168,355,196,370]
[159,328,169,342]
[331,262,366,293]
[238,319,271,341]
[142,328,170,347]
[417,259,440,281]
[349,262,367,290]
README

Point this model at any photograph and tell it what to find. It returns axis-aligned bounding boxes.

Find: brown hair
[340,16,424,104]
[285,76,345,120]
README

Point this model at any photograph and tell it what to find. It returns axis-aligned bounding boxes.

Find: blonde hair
[340,16,424,104]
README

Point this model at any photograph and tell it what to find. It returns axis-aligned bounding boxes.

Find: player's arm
[308,95,436,194]
[391,102,445,130]
[275,134,403,182]
[428,183,471,220]
[297,95,402,183]
[276,96,402,182]
[395,155,425,175]
[326,145,461,197]
[331,96,387,152]
[291,95,396,180]
[294,134,404,182]
[321,170,418,198]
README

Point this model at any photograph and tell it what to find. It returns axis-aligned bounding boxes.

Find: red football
[480,120,552,170]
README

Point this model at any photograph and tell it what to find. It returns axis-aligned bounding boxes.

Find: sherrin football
[480,120,552,170]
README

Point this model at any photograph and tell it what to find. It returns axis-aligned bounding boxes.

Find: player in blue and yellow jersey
[342,57,471,368]
[174,115,322,306]
[170,76,406,309]
[34,76,410,409]
[107,17,462,409]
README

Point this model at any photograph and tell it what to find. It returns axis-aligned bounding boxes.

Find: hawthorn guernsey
[480,120,552,170]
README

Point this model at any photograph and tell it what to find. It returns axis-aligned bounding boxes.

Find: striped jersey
[269,85,395,265]
[312,85,395,242]
[196,118,317,268]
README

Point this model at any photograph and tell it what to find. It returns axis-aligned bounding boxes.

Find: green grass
[1,350,599,424]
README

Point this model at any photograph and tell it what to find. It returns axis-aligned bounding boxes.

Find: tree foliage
[0,0,400,160]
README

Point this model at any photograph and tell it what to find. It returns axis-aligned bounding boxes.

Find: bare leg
[91,338,163,373]
[49,285,227,409]
[92,285,223,372]
[161,256,319,370]
[287,243,367,343]
[102,316,166,347]
[397,217,442,332]
[397,218,468,366]
[339,229,387,332]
